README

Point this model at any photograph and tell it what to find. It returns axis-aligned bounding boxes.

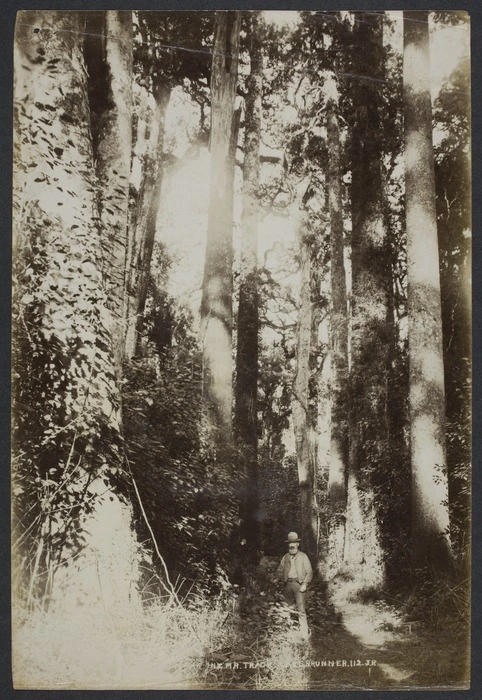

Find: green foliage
[135,12,214,88]
[259,454,299,557]
[445,398,471,562]
[404,569,470,631]
[12,240,125,604]
[122,321,239,594]
[12,27,126,604]
[135,12,214,141]
[433,59,471,560]
[257,340,292,452]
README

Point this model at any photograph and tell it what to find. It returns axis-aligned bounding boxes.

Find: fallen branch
[129,469,183,608]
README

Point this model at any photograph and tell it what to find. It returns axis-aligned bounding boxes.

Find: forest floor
[13,554,469,690]
[200,557,469,691]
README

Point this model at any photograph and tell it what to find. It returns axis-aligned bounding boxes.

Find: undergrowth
[12,589,235,690]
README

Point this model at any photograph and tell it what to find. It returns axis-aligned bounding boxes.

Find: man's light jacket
[278,551,313,585]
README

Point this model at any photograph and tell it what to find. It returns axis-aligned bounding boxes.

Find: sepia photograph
[11,9,471,691]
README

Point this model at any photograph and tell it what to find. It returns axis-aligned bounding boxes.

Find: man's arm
[277,554,286,581]
[301,553,313,586]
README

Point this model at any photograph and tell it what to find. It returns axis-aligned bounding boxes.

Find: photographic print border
[2,0,481,698]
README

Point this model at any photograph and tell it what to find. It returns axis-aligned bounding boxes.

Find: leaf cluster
[122,328,239,594]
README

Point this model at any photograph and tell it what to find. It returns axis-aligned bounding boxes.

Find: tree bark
[201,11,241,445]
[326,97,349,569]
[83,12,133,369]
[13,10,139,612]
[133,82,171,357]
[234,12,262,557]
[124,82,171,359]
[345,12,391,587]
[292,201,318,561]
[403,11,452,572]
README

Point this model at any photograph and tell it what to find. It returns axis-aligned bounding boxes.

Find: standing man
[278,531,313,640]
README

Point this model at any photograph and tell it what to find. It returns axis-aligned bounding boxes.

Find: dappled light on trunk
[292,210,318,561]
[12,10,139,619]
[404,11,452,573]
[201,11,241,445]
[343,473,384,590]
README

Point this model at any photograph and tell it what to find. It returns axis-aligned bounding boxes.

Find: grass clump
[12,590,234,690]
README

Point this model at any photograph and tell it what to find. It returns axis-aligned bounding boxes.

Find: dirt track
[202,565,469,691]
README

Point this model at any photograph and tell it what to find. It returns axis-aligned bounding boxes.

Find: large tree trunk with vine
[83,12,133,369]
[201,11,241,445]
[345,13,392,588]
[12,11,139,616]
[403,11,452,574]
[291,201,318,561]
[234,12,262,557]
[326,95,349,572]
[124,81,171,359]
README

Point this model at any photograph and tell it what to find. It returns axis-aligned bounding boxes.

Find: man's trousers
[284,580,309,638]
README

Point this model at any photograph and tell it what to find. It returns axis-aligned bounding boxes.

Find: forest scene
[12,9,470,691]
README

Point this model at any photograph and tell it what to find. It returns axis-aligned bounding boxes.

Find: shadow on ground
[201,562,469,691]
[305,573,469,690]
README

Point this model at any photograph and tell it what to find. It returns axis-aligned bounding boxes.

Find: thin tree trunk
[403,11,452,573]
[234,12,262,556]
[125,81,171,358]
[326,96,349,569]
[201,11,241,444]
[383,213,412,583]
[133,82,171,356]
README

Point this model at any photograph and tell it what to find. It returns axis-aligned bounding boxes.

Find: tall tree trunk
[345,12,391,588]
[201,11,241,444]
[403,11,452,573]
[125,81,171,359]
[84,11,133,369]
[133,82,171,357]
[326,95,349,570]
[13,11,139,613]
[292,196,318,561]
[234,12,262,557]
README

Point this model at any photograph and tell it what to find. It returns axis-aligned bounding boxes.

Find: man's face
[288,542,299,555]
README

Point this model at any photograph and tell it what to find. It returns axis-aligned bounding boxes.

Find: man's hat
[286,531,300,543]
